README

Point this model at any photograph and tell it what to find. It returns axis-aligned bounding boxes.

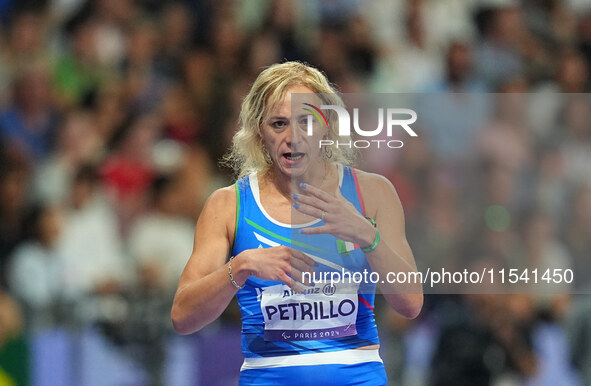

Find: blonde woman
[171,62,422,385]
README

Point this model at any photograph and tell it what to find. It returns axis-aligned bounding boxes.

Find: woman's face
[260,85,328,179]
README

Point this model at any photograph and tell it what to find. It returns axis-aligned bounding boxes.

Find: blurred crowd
[0,0,591,385]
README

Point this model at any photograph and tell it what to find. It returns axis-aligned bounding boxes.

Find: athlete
[171,61,423,385]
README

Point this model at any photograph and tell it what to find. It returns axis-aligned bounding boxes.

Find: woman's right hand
[232,246,317,293]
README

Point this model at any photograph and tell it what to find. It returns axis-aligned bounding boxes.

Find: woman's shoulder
[350,167,396,193]
[348,167,400,217]
[206,184,237,205]
[197,184,239,241]
[201,184,238,218]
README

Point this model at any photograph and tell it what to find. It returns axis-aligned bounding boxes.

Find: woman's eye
[272,120,288,129]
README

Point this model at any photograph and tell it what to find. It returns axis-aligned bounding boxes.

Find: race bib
[260,282,359,341]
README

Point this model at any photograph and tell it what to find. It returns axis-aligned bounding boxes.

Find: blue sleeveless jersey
[231,164,380,359]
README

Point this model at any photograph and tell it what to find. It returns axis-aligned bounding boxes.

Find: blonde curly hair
[223,62,356,179]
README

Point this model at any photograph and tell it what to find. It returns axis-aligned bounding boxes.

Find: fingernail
[292,193,299,199]
[300,183,307,189]
[293,203,300,209]
[299,228,306,234]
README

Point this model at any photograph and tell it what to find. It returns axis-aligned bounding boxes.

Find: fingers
[299,225,330,235]
[269,247,317,290]
[290,250,316,286]
[291,249,317,267]
[292,183,351,223]
[289,267,313,286]
[279,246,316,270]
[292,192,325,212]
[299,183,334,202]
[289,262,314,286]
[290,254,314,274]
[292,199,324,219]
[280,272,304,293]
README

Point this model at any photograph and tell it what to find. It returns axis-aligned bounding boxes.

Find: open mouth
[283,152,305,164]
[284,152,305,160]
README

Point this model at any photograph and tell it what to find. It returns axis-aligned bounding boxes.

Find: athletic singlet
[231,164,380,362]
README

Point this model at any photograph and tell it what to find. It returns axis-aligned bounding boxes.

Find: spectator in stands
[128,174,194,294]
[0,63,60,163]
[8,203,66,330]
[58,165,130,323]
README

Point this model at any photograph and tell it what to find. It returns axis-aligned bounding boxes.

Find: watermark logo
[302,103,328,128]
[303,103,418,149]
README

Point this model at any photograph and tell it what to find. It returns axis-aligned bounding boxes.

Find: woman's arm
[294,171,423,319]
[171,186,240,334]
[171,185,316,335]
[357,172,423,319]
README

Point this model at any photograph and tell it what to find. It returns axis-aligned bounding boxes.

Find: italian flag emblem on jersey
[336,239,360,255]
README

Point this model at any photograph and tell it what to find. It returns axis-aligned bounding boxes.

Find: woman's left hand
[292,183,376,248]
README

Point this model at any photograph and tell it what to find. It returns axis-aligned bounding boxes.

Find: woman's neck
[265,162,335,198]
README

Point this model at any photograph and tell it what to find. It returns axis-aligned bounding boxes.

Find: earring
[262,147,273,165]
[322,135,333,160]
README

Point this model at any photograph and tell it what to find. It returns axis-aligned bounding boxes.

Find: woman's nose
[288,123,305,144]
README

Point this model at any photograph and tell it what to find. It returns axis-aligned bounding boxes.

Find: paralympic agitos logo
[303,103,418,149]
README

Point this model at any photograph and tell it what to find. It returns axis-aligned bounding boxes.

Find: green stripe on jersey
[245,217,324,253]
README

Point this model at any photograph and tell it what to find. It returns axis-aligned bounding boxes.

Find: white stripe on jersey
[240,348,382,371]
